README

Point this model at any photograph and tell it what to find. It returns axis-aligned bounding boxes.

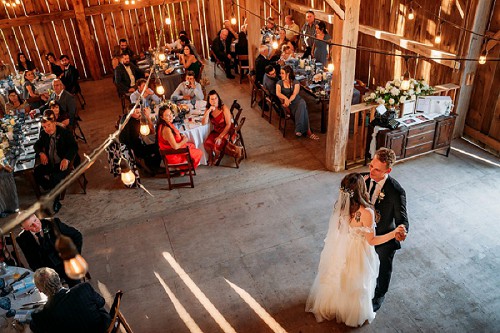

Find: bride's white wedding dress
[306,192,380,327]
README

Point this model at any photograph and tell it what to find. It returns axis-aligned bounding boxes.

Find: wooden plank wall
[464,1,500,150]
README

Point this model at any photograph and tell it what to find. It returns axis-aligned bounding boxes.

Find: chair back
[107,290,133,333]
[160,148,195,190]
[229,100,243,124]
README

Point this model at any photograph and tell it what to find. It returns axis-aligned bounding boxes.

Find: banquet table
[180,119,210,166]
[0,265,47,332]
[157,69,184,99]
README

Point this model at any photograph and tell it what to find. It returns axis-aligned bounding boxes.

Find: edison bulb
[64,255,88,280]
[230,17,237,25]
[408,8,414,20]
[140,123,150,136]
[156,85,165,95]
[434,35,441,44]
[165,18,171,25]
[327,63,334,73]
[272,41,279,49]
[158,53,166,62]
[479,55,486,65]
[121,170,136,186]
[124,0,129,4]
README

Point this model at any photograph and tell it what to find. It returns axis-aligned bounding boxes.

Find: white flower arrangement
[364,79,434,107]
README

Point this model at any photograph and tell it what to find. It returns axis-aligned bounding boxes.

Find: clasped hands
[282,98,291,107]
[39,153,69,171]
[394,224,407,242]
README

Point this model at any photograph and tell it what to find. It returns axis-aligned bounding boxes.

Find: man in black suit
[59,55,80,95]
[41,79,78,126]
[365,147,409,312]
[114,53,145,96]
[211,28,235,79]
[30,267,110,333]
[34,110,79,211]
[17,214,83,287]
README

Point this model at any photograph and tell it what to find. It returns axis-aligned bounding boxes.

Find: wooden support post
[247,0,261,70]
[72,0,102,80]
[326,0,360,172]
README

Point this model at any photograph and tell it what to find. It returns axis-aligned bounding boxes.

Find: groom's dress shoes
[372,296,385,312]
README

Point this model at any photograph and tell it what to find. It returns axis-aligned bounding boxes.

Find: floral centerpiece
[364,78,434,107]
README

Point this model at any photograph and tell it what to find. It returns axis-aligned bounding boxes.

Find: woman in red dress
[202,90,233,165]
[157,106,203,169]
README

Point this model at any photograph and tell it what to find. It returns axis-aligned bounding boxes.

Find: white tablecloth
[180,121,210,165]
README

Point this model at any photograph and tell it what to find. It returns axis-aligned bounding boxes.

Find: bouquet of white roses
[364,78,434,106]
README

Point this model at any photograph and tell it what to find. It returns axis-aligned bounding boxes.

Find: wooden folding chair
[229,100,243,124]
[72,107,87,144]
[248,73,263,108]
[160,148,196,190]
[209,46,225,78]
[236,55,249,83]
[107,290,133,333]
[3,232,24,267]
[215,117,247,168]
[260,86,273,124]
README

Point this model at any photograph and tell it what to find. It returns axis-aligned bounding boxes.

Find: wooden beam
[486,30,500,52]
[358,25,460,69]
[0,10,75,29]
[326,0,361,172]
[286,2,335,24]
[247,0,261,70]
[324,0,345,20]
[84,0,186,16]
[71,0,101,80]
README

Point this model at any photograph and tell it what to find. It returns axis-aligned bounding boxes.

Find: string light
[408,7,415,20]
[271,40,279,49]
[400,56,411,90]
[165,17,171,25]
[139,112,151,136]
[479,49,487,65]
[119,159,136,186]
[158,53,166,62]
[434,22,442,44]
[230,17,237,25]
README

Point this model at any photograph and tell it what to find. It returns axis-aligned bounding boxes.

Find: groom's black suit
[365,175,409,300]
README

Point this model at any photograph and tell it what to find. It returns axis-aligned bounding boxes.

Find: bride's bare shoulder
[358,206,375,220]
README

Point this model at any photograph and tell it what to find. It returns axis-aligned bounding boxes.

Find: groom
[365,147,409,312]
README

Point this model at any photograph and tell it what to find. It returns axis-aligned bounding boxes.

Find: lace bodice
[348,225,374,240]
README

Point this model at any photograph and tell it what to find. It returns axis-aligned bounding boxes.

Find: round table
[0,266,47,331]
[180,119,210,165]
[158,69,184,99]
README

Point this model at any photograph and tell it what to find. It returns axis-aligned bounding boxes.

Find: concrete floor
[14,66,500,333]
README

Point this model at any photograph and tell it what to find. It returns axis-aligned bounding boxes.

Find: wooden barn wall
[355,0,474,88]
[465,1,500,150]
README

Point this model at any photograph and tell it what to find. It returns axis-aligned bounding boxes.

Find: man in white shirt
[171,70,204,104]
[130,78,161,108]
[284,15,300,41]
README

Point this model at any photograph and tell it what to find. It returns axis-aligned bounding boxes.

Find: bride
[305,173,405,327]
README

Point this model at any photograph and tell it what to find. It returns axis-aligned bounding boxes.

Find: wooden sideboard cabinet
[374,115,456,161]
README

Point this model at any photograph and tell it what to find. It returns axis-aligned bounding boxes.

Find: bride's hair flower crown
[340,186,354,198]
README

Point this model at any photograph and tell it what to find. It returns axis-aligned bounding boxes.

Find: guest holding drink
[171,71,204,103]
[157,106,202,170]
[179,45,202,79]
[46,52,63,77]
[202,90,232,165]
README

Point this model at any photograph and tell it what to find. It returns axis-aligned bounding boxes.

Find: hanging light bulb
[124,0,129,4]
[327,63,334,73]
[15,0,21,3]
[119,159,136,186]
[53,222,88,280]
[155,78,165,95]
[158,53,166,62]
[434,23,442,44]
[131,0,135,4]
[478,49,487,65]
[139,112,150,136]
[5,2,11,6]
[400,57,411,90]
[165,17,172,25]
[408,7,415,20]
[271,40,279,50]
[230,17,237,25]
[64,254,89,280]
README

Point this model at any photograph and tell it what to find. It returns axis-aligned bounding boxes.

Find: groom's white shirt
[369,174,388,204]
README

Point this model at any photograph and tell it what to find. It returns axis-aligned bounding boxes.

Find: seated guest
[202,90,233,165]
[112,38,135,69]
[17,214,83,287]
[178,36,203,62]
[235,32,249,68]
[280,45,297,62]
[59,55,81,95]
[261,17,277,44]
[262,65,278,96]
[179,45,202,79]
[157,106,202,169]
[130,78,161,107]
[23,70,43,108]
[49,100,70,128]
[171,70,204,103]
[276,65,318,140]
[119,106,161,175]
[211,28,235,79]
[17,52,36,72]
[255,45,273,84]
[41,79,77,126]
[278,28,289,49]
[313,21,332,66]
[166,31,188,51]
[34,110,79,211]
[46,52,63,77]
[30,267,110,333]
[5,89,30,116]
[114,54,145,96]
[223,19,239,40]
[284,15,300,42]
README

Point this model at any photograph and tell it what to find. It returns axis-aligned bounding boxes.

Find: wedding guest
[0,166,18,218]
[235,32,249,57]
[280,45,296,62]
[178,36,203,62]
[211,29,235,79]
[301,11,317,58]
[179,45,202,79]
[112,38,135,69]
[255,45,273,84]
[17,52,36,72]
[276,65,318,140]
[284,15,300,41]
[202,90,232,165]
[223,19,239,40]
[306,173,406,327]
[166,31,188,51]
[30,267,110,333]
[41,79,77,126]
[171,70,204,103]
[119,106,161,175]
[365,147,409,312]
[60,55,81,95]
[278,28,289,49]
[17,214,83,287]
[46,52,63,77]
[262,65,278,96]
[34,109,79,212]
[130,78,161,108]
[261,17,277,44]
[5,89,30,115]
[114,54,145,96]
[23,70,43,108]
[313,21,331,65]
[49,100,70,128]
[157,106,203,169]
